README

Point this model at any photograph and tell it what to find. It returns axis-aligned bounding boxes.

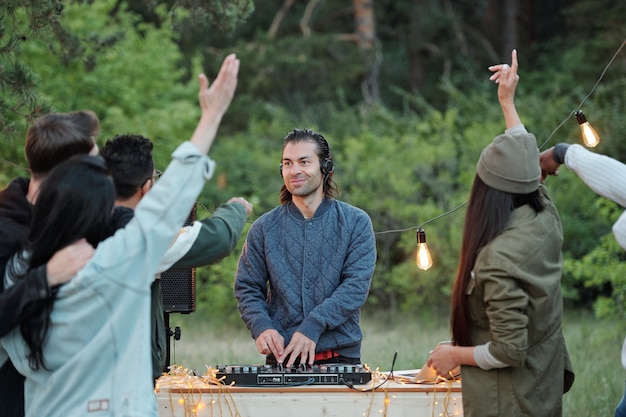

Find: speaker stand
[164,312,181,372]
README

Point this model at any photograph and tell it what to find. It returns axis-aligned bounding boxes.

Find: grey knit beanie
[476,132,540,194]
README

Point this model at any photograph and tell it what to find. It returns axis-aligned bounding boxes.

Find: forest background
[0,0,625,413]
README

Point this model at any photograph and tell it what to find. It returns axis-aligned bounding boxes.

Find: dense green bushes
[1,0,624,322]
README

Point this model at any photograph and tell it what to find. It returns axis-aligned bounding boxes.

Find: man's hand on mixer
[280,332,316,367]
[256,329,284,359]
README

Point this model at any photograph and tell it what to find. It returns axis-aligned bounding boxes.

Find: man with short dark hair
[101,133,252,380]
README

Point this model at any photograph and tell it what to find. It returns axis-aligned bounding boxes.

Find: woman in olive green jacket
[427,50,574,416]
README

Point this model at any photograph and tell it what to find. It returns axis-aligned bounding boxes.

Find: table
[155,370,463,417]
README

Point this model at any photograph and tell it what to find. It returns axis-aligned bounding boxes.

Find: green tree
[1,0,625,321]
[0,0,253,140]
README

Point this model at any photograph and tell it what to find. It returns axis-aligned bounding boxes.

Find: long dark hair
[279,128,339,205]
[450,175,544,346]
[14,155,116,370]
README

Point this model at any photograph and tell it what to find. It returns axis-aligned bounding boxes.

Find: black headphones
[320,158,334,175]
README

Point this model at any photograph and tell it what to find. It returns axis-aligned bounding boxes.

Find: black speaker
[160,206,196,313]
[161,268,195,313]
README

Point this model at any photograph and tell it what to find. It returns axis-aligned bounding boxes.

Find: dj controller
[214,363,372,387]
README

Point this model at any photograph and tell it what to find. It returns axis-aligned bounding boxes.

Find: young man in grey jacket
[235,128,376,368]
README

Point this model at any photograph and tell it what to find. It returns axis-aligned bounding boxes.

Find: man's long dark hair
[279,128,339,205]
[450,175,544,346]
[11,155,116,370]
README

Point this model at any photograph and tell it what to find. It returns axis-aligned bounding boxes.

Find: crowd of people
[0,53,242,417]
[0,49,624,417]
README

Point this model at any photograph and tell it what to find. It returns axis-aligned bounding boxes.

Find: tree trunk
[268,0,296,39]
[353,0,376,49]
[502,0,519,60]
[353,0,380,104]
[300,0,322,37]
[408,0,426,94]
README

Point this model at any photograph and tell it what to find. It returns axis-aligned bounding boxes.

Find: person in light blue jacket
[0,53,240,417]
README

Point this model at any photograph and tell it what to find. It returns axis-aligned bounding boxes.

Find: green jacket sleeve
[170,202,247,270]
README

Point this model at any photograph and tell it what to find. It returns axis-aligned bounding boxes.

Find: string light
[539,39,624,150]
[374,201,467,270]
[157,363,462,417]
[156,365,242,417]
[416,229,433,270]
[574,110,600,147]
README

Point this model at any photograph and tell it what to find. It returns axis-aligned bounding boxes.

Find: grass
[168,308,624,416]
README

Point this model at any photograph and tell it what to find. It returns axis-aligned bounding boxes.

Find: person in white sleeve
[540,141,626,417]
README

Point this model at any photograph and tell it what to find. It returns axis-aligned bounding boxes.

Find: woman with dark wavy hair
[427,50,574,416]
[0,53,239,417]
[8,155,117,372]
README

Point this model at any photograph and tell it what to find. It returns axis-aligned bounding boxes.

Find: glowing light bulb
[416,229,433,270]
[574,110,600,147]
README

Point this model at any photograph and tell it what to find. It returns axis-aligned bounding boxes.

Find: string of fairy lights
[156,364,462,416]
[1,39,624,272]
[398,39,625,270]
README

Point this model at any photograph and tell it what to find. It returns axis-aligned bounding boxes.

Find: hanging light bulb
[574,110,600,147]
[416,228,433,270]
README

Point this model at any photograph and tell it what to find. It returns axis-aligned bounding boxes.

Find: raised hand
[190,54,240,155]
[488,49,522,129]
[198,54,240,121]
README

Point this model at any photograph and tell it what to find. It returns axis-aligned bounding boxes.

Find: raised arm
[489,49,522,129]
[190,54,240,155]
[94,54,241,290]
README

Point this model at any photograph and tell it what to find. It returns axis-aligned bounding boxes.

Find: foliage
[563,214,626,320]
[193,226,249,325]
[1,0,625,321]
[0,0,126,138]
[6,0,205,165]
[205,33,366,133]
[0,0,253,140]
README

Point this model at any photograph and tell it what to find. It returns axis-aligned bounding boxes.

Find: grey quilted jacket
[235,199,376,359]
